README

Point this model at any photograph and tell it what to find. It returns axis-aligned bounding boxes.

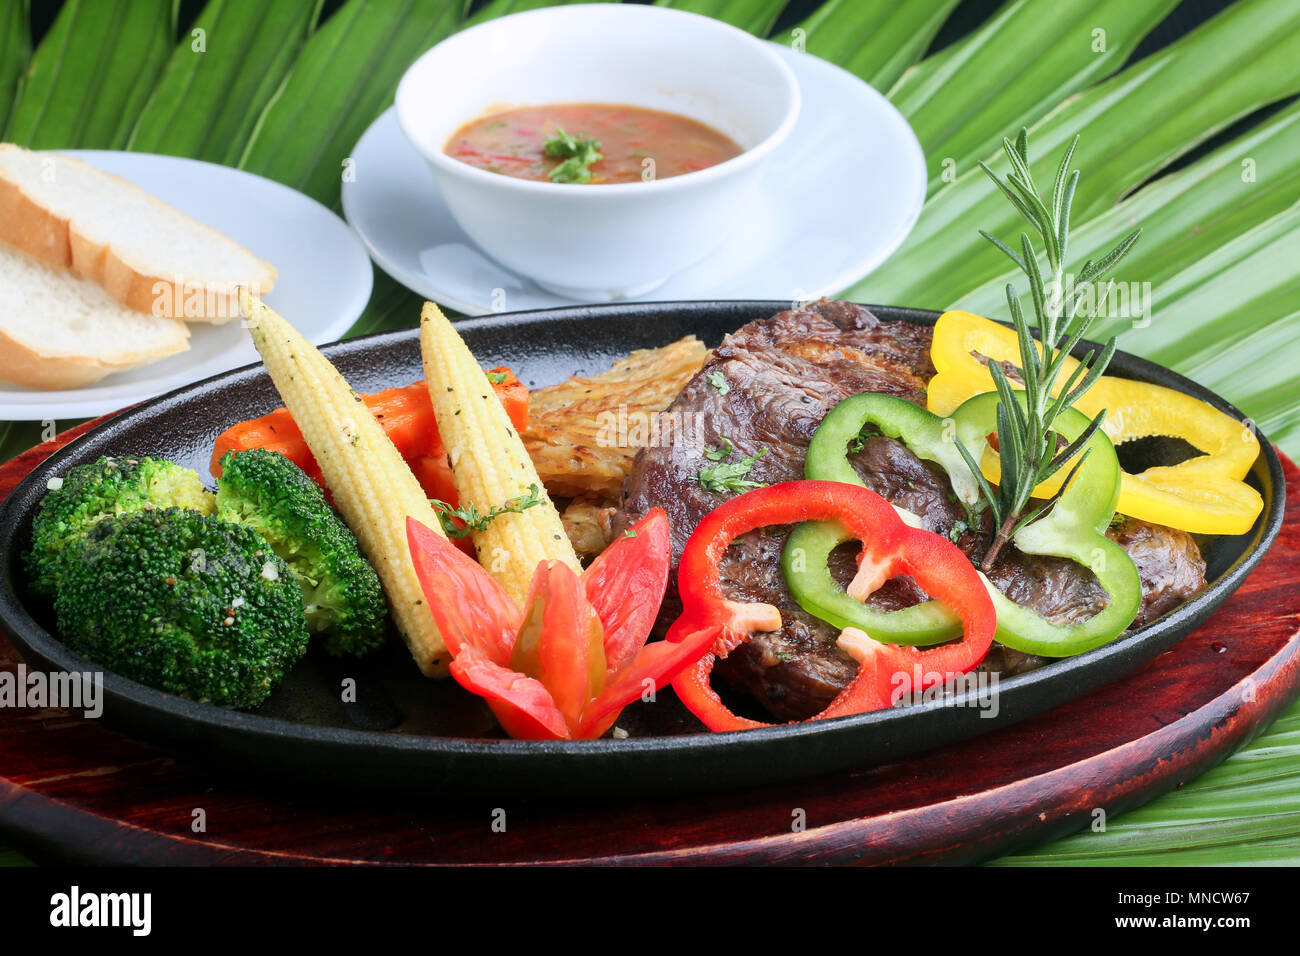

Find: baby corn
[420,302,580,606]
[242,291,450,676]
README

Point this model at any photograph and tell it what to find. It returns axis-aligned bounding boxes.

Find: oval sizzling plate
[0,302,1285,798]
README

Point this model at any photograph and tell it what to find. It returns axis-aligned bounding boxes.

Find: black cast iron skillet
[0,302,1285,797]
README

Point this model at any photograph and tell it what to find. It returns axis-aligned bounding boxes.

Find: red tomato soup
[444,103,744,184]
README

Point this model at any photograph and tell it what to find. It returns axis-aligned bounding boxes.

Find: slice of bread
[0,144,276,324]
[0,246,190,389]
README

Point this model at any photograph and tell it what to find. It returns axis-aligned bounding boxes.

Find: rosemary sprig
[960,129,1141,571]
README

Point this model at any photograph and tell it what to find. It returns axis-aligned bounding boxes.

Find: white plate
[342,44,925,315]
[0,152,373,421]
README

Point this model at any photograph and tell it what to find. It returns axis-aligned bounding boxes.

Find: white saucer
[341,44,926,315]
[0,152,373,421]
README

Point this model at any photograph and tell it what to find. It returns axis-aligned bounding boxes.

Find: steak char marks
[619,300,1208,722]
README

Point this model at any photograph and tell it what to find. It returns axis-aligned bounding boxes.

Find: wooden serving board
[1,419,1297,865]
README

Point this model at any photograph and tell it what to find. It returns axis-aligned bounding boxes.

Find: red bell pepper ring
[406,509,717,740]
[667,481,997,731]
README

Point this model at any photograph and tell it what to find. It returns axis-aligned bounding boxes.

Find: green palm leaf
[656,0,789,35]
[348,269,437,337]
[993,712,1300,864]
[852,0,1300,309]
[1204,307,1300,454]
[237,0,467,206]
[792,0,962,91]
[889,0,1179,194]
[127,0,323,164]
[0,0,30,134]
[466,0,599,28]
[1118,209,1300,371]
[6,0,175,148]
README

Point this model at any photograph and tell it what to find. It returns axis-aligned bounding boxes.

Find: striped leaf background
[0,0,1297,865]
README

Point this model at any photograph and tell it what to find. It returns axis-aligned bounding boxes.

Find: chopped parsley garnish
[847,422,881,455]
[691,447,768,494]
[707,371,730,396]
[543,129,603,184]
[485,371,508,385]
[621,529,637,540]
[430,483,544,538]
[948,520,968,543]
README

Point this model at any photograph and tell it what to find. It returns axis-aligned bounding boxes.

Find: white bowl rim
[394,3,802,198]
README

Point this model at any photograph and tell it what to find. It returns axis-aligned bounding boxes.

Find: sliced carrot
[410,453,458,505]
[211,368,529,482]
[491,371,530,432]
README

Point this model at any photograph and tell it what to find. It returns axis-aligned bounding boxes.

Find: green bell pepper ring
[783,391,1142,656]
[780,393,981,646]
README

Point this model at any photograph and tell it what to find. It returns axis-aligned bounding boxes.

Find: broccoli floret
[54,508,309,709]
[26,455,215,596]
[215,449,387,656]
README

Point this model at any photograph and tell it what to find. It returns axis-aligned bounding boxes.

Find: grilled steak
[619,300,1208,721]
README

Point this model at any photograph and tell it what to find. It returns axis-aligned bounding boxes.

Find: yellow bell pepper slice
[926,311,1263,535]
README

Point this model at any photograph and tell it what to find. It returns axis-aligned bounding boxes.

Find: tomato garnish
[407,509,714,740]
